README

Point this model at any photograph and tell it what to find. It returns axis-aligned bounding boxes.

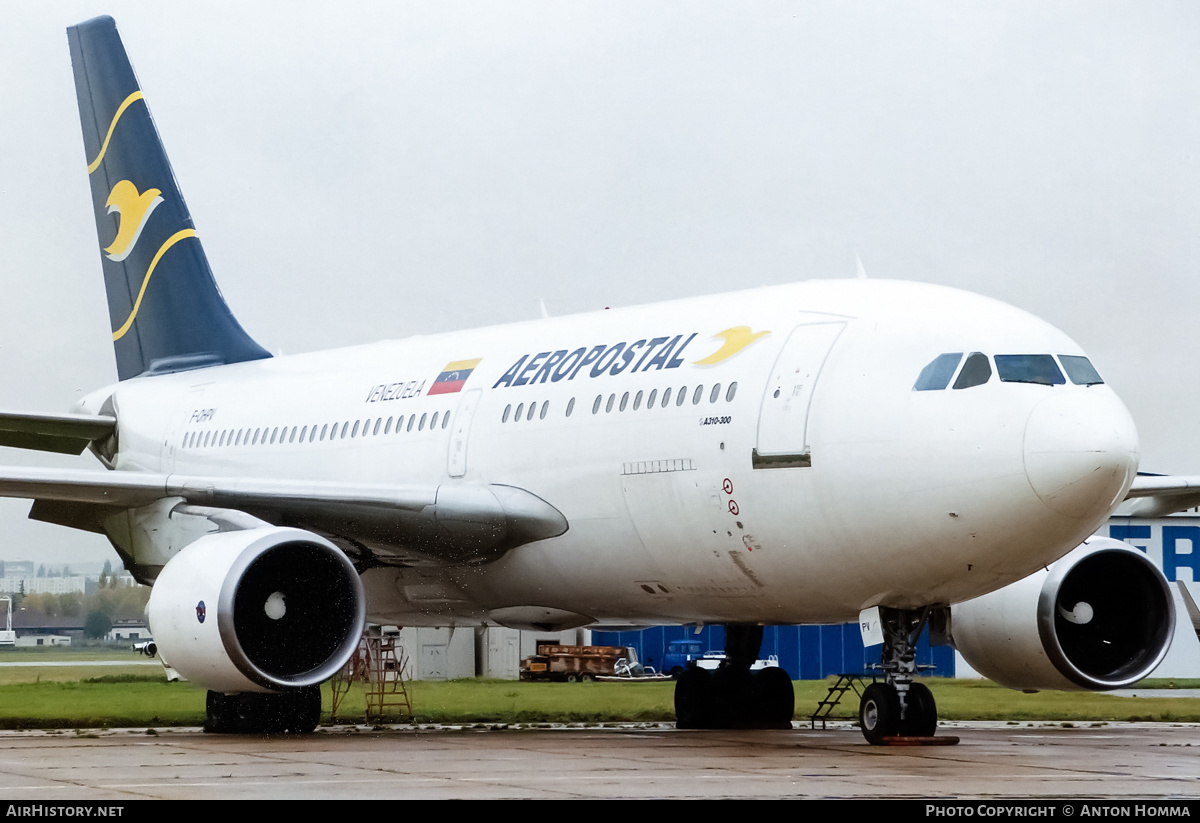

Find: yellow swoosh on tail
[111,229,196,341]
[692,326,771,365]
[87,90,143,174]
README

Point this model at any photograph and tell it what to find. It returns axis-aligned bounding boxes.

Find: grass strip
[0,675,1197,729]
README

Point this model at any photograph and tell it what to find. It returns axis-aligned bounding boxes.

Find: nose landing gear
[859,607,942,745]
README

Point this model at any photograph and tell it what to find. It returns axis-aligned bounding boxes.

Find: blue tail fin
[67,16,270,381]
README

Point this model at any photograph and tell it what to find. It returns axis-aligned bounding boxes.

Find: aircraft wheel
[206,689,322,734]
[859,682,900,745]
[204,691,236,734]
[286,686,323,733]
[752,667,795,728]
[674,667,714,729]
[709,667,741,728]
[254,692,293,733]
[900,682,937,738]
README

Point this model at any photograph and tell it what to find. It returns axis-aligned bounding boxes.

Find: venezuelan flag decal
[429,359,482,395]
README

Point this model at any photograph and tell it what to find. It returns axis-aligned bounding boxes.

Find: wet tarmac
[0,720,1196,800]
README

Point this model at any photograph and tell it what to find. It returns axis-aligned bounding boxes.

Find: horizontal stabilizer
[1123,474,1200,517]
[0,412,116,455]
[0,467,567,565]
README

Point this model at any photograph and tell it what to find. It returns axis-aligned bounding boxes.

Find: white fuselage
[82,279,1139,628]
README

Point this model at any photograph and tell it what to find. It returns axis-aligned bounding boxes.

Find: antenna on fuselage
[856,255,868,279]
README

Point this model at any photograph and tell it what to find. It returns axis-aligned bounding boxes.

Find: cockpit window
[995,354,1065,385]
[1059,355,1104,386]
[953,352,992,389]
[913,353,962,391]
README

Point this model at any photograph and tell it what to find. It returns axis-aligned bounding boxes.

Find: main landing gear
[204,686,322,734]
[674,625,795,729]
[859,607,938,745]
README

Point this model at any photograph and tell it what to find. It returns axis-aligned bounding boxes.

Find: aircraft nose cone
[1023,392,1138,520]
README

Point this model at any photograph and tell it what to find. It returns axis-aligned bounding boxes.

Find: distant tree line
[14,560,149,639]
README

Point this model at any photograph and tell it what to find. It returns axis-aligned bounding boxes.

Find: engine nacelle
[950,538,1175,691]
[147,527,365,693]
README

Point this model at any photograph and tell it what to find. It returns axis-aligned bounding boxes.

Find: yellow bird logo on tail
[692,326,771,366]
[103,179,163,262]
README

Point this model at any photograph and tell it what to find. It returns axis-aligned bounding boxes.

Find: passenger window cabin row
[183,409,453,450]
[502,382,740,422]
[185,379,749,448]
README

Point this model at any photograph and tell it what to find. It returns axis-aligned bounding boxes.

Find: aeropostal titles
[492,333,699,389]
[364,332,700,404]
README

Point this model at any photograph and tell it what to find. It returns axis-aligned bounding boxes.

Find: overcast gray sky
[0,1,1197,564]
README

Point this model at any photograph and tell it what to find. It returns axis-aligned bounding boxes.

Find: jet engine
[147,527,365,693]
[950,538,1175,691]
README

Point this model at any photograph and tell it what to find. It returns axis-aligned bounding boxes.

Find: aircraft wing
[0,466,567,565]
[0,412,116,455]
[1123,474,1200,517]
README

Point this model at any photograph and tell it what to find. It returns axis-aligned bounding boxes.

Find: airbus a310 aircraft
[1,16,1195,742]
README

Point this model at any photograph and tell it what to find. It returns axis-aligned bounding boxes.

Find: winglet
[68,16,270,380]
